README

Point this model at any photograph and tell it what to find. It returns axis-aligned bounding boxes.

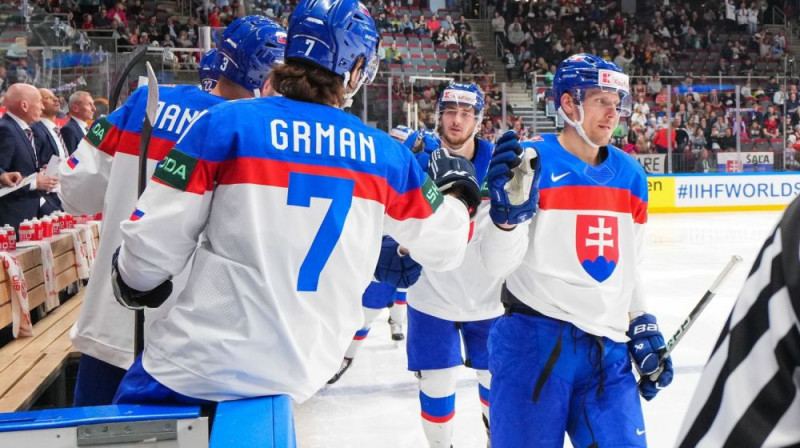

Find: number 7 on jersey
[287,172,355,292]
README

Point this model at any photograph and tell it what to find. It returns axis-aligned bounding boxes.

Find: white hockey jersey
[408,137,504,321]
[480,135,649,342]
[59,85,225,369]
[117,96,471,402]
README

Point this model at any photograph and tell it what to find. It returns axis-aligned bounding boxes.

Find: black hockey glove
[111,246,173,310]
[427,148,481,218]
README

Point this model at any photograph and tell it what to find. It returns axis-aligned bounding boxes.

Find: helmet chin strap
[558,104,602,149]
[342,71,366,109]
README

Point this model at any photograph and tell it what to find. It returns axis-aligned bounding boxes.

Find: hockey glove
[488,131,540,226]
[627,313,674,401]
[374,237,422,289]
[111,246,173,310]
[427,148,481,218]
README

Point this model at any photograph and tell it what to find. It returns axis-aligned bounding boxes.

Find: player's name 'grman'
[269,118,377,164]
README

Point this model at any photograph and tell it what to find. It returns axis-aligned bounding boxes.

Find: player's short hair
[271,59,345,107]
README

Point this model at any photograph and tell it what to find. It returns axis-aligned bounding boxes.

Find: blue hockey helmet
[198,49,219,92]
[436,83,485,116]
[389,125,413,143]
[216,15,287,92]
[553,53,632,117]
[285,0,380,86]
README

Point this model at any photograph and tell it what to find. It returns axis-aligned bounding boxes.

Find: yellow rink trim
[649,204,789,213]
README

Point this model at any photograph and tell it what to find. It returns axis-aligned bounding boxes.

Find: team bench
[0,224,99,412]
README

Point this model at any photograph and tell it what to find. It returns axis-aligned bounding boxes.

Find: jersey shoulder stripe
[179,97,430,194]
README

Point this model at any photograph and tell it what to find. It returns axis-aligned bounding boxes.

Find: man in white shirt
[31,87,66,214]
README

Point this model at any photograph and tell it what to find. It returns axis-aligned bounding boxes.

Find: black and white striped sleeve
[676,196,800,448]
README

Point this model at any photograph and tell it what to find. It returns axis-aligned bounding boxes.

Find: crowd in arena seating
[16,0,800,170]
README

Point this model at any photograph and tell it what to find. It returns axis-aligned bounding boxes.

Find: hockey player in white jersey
[386,83,502,448]
[58,16,286,406]
[480,54,674,448]
[109,0,480,406]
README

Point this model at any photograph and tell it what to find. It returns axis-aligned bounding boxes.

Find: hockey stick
[641,254,743,386]
[109,45,148,112]
[133,62,159,357]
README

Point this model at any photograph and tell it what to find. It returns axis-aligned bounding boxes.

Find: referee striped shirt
[677,196,800,448]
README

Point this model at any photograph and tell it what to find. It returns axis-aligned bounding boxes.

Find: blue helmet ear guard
[198,49,219,92]
[215,15,287,92]
[285,0,381,86]
[553,53,633,117]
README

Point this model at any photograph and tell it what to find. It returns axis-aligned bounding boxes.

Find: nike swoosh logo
[636,429,646,436]
[550,172,571,182]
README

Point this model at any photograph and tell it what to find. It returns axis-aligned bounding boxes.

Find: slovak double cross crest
[575,215,619,282]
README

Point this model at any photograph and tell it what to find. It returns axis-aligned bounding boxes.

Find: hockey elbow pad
[111,246,173,310]
[427,148,481,218]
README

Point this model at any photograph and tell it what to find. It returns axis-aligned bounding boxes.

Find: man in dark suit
[0,83,59,230]
[31,88,67,215]
[60,90,96,155]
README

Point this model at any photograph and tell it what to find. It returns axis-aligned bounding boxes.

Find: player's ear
[347,57,365,91]
[560,92,575,116]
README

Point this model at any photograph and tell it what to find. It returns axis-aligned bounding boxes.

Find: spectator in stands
[719,127,736,150]
[399,14,414,36]
[503,47,515,84]
[507,19,525,48]
[694,148,714,172]
[713,115,730,135]
[162,16,180,41]
[183,16,199,45]
[144,15,161,42]
[81,13,94,30]
[631,105,647,128]
[445,50,462,73]
[375,11,391,33]
[647,74,662,95]
[442,29,458,47]
[384,42,403,66]
[454,14,471,34]
[470,52,488,74]
[652,124,675,154]
[764,114,780,139]
[739,56,755,75]
[93,4,110,28]
[748,120,763,139]
[440,14,454,32]
[691,126,708,151]
[209,6,222,28]
[161,33,176,48]
[176,29,193,48]
[128,26,141,46]
[492,11,505,45]
[107,2,127,28]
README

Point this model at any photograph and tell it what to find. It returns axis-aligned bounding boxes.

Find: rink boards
[647,172,800,213]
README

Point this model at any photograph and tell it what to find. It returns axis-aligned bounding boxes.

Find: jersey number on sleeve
[288,172,355,292]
